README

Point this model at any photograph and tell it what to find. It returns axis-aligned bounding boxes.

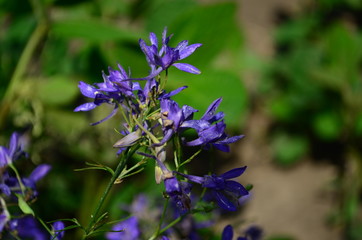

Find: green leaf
[45,109,89,139]
[169,2,242,67]
[16,194,35,216]
[145,0,197,33]
[313,111,341,140]
[355,113,362,136]
[37,76,79,106]
[272,134,308,166]
[74,162,114,175]
[51,18,139,42]
[269,97,294,121]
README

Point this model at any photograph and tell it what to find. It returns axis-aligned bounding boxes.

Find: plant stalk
[83,147,137,238]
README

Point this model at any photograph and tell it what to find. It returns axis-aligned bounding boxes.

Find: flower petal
[179,43,202,60]
[160,86,188,99]
[8,132,19,157]
[90,105,118,126]
[78,81,97,98]
[175,40,188,51]
[213,191,237,211]
[201,98,222,121]
[176,172,204,184]
[221,166,247,179]
[217,135,245,145]
[53,221,65,239]
[29,164,51,183]
[149,32,158,47]
[213,143,230,152]
[74,102,97,112]
[173,63,201,74]
[222,225,233,240]
[224,180,249,198]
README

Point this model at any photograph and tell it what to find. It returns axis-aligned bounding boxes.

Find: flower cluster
[0,132,64,239]
[75,27,253,239]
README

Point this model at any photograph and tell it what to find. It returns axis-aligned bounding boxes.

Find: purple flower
[0,132,27,168]
[0,210,9,233]
[139,27,202,76]
[222,225,263,240]
[106,216,140,240]
[164,176,192,213]
[74,64,140,125]
[244,226,263,240]
[1,164,51,199]
[137,77,159,104]
[222,225,234,240]
[23,164,51,198]
[185,121,244,152]
[182,98,244,152]
[177,167,248,211]
[9,216,48,240]
[155,98,197,146]
[52,221,65,240]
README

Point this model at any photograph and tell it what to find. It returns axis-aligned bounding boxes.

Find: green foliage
[16,194,35,216]
[264,0,362,164]
[312,111,342,140]
[37,76,79,106]
[51,18,140,42]
[263,0,362,238]
[272,133,308,166]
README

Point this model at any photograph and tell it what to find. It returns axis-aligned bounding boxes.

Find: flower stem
[0,0,49,129]
[9,164,26,195]
[83,146,136,238]
[158,215,183,236]
[149,198,169,240]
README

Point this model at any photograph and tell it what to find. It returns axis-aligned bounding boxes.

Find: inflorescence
[1,27,261,240]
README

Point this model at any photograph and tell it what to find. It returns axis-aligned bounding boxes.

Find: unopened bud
[113,129,142,148]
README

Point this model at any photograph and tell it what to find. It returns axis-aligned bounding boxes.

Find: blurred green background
[1,0,362,239]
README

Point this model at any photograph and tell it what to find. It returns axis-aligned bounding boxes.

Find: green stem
[0,16,48,128]
[9,164,26,195]
[158,215,183,236]
[149,198,169,240]
[36,216,53,236]
[133,116,160,144]
[83,147,135,238]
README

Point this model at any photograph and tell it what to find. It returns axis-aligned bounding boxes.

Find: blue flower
[1,164,51,199]
[106,216,140,240]
[155,98,197,146]
[74,64,141,125]
[222,225,234,240]
[177,167,248,211]
[0,132,27,168]
[164,176,192,213]
[182,98,244,152]
[9,216,48,240]
[0,210,9,233]
[222,225,263,240]
[52,221,65,240]
[139,27,202,76]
